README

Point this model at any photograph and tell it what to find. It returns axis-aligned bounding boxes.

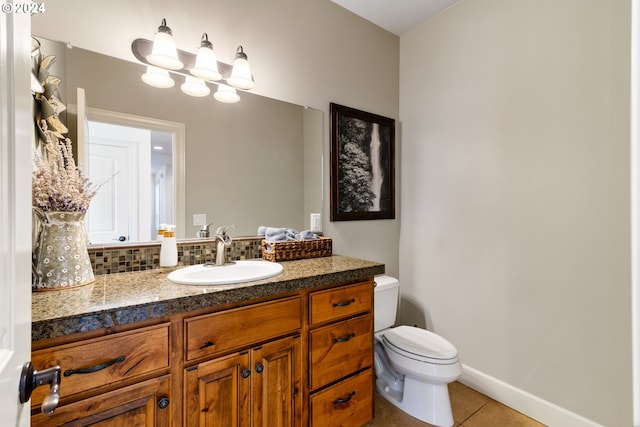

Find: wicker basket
[262,237,332,262]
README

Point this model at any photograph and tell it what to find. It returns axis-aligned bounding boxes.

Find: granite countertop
[32,255,385,341]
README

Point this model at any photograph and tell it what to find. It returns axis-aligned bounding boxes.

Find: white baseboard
[459,364,603,427]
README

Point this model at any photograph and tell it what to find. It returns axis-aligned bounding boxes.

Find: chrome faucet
[214,225,236,265]
[197,223,213,238]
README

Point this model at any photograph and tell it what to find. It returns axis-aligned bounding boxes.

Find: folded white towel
[299,230,319,240]
[258,226,319,242]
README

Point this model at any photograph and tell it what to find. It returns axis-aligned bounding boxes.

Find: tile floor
[364,382,546,427]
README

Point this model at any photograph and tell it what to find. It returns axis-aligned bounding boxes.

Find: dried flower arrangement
[32,121,100,213]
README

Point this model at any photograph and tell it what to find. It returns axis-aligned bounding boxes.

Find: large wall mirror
[34,37,323,243]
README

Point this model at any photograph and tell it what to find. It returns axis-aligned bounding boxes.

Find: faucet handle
[215,225,237,236]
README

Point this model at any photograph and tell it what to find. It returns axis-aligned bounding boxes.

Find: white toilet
[374,275,462,427]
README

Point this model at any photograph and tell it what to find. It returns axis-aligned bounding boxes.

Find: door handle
[19,362,61,416]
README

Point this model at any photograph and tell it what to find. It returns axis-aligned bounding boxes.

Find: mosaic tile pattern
[88,237,263,275]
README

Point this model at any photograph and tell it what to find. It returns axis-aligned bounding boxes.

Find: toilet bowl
[374,275,462,427]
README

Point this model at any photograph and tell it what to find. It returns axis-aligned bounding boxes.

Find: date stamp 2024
[2,2,45,14]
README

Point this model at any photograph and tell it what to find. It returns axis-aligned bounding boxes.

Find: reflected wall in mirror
[35,37,323,242]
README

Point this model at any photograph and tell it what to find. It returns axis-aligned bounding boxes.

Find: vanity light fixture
[213,84,240,103]
[132,23,255,103]
[146,19,184,70]
[180,75,211,97]
[227,46,254,90]
[141,65,175,88]
[190,33,222,81]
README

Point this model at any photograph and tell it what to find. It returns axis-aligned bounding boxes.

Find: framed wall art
[330,103,395,221]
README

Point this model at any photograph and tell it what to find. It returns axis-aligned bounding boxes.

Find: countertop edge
[32,256,385,341]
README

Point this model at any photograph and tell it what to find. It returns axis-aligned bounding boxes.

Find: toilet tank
[374,275,399,332]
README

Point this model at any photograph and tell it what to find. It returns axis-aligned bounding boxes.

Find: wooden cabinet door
[31,375,171,427]
[252,335,302,427]
[184,352,252,427]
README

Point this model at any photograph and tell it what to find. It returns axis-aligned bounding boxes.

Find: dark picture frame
[330,103,395,221]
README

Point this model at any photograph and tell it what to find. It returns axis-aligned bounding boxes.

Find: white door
[85,121,151,244]
[0,10,33,427]
[86,136,132,244]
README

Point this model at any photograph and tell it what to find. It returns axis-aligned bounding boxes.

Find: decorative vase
[32,209,95,291]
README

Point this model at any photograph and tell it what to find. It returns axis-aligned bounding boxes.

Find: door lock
[19,362,61,416]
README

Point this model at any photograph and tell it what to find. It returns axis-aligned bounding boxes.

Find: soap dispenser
[160,225,177,267]
[157,223,168,241]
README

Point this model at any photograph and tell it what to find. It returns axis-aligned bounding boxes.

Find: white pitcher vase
[32,208,95,291]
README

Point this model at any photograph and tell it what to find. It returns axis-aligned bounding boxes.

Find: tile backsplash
[88,237,264,275]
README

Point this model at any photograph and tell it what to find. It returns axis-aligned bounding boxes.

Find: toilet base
[376,374,454,427]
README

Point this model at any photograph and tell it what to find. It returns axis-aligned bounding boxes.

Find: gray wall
[399,1,632,425]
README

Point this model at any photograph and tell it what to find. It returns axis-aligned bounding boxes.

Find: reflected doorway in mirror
[72,104,185,245]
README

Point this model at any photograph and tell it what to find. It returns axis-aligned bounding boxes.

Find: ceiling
[329,0,460,36]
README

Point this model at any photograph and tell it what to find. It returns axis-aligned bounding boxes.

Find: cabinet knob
[158,397,170,410]
[241,368,251,379]
[255,363,264,374]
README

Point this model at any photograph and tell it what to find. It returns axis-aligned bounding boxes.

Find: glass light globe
[227,46,254,90]
[214,84,240,103]
[190,34,222,81]
[141,66,175,88]
[180,76,210,97]
[146,19,183,70]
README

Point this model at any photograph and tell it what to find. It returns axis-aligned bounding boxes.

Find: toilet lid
[383,326,457,360]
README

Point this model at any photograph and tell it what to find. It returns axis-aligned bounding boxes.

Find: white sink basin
[167,260,283,285]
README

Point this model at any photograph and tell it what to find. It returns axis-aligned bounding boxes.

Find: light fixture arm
[200,33,213,50]
[234,45,248,60]
[157,18,173,36]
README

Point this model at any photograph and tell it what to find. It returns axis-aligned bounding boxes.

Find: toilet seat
[382,326,458,365]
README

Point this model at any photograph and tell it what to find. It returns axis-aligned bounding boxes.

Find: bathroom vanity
[30,255,384,427]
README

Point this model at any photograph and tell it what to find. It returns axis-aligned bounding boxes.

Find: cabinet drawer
[186,296,301,361]
[31,375,171,427]
[309,314,372,390]
[31,323,170,406]
[309,281,372,325]
[310,368,373,427]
